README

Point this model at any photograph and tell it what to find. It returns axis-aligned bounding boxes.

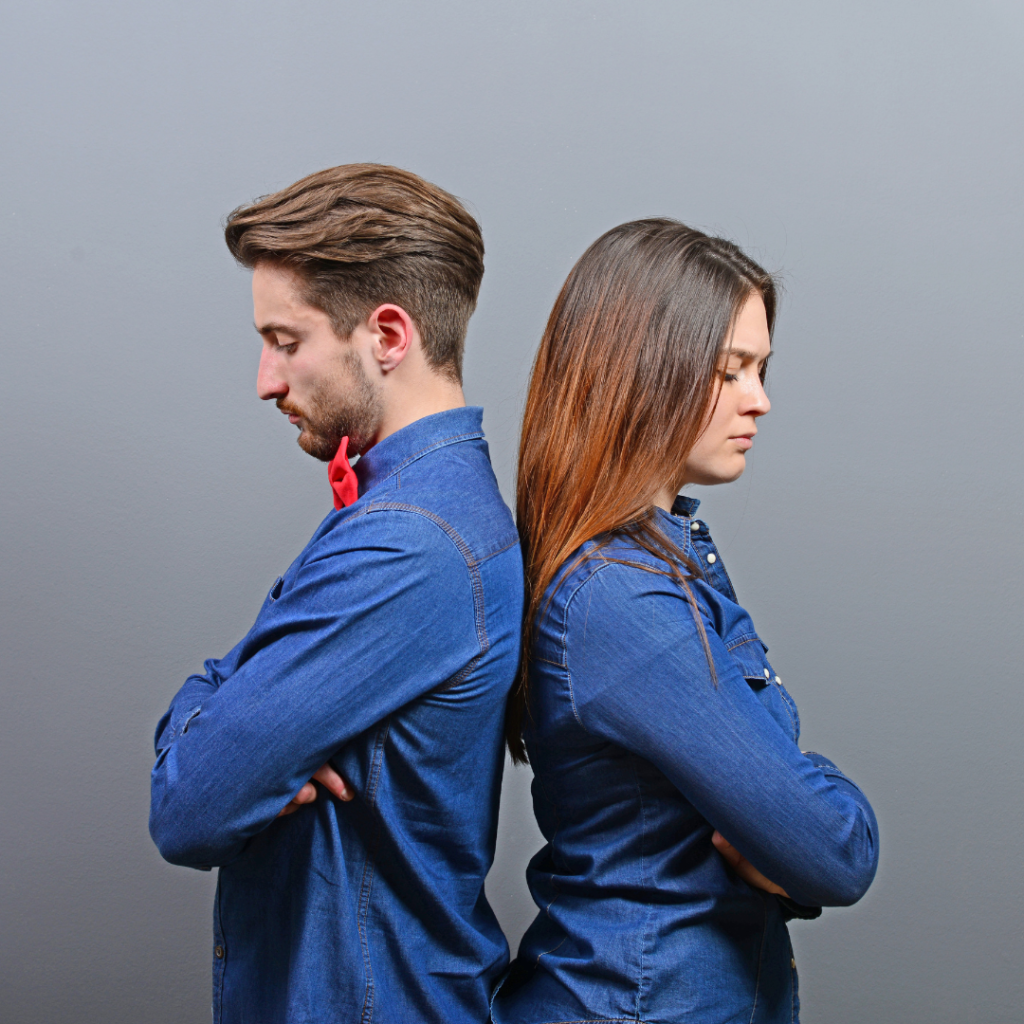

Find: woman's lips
[732,435,754,450]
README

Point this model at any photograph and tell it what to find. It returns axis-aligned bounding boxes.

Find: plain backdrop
[1,2,1022,1022]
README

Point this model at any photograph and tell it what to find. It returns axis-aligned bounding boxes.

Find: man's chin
[297,430,341,463]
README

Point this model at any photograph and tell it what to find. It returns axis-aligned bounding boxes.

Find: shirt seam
[559,559,663,730]
[359,429,485,494]
[357,715,393,1024]
[359,501,491,654]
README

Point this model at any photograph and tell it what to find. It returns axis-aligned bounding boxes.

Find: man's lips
[277,403,303,425]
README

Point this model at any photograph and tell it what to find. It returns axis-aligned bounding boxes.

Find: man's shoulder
[361,439,519,567]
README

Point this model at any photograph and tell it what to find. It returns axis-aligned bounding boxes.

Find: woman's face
[680,292,772,487]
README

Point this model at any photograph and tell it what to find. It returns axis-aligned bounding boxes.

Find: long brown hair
[508,218,777,763]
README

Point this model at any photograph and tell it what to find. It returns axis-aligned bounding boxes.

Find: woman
[493,220,878,1024]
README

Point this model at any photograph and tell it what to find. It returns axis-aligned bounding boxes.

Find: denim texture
[149,407,524,1024]
[492,497,878,1024]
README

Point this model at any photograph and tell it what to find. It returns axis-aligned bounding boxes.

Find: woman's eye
[722,373,738,383]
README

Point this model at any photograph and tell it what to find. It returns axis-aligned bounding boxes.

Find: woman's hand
[278,763,353,817]
[711,831,789,898]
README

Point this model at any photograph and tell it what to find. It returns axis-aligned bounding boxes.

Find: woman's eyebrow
[723,348,765,361]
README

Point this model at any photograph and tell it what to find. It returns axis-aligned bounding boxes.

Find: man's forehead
[252,264,324,334]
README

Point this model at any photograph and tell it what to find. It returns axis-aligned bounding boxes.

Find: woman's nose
[746,378,771,417]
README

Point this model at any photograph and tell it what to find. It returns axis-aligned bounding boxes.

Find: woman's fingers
[711,831,741,864]
[711,830,789,898]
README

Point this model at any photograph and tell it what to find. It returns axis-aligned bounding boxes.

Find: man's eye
[279,342,298,355]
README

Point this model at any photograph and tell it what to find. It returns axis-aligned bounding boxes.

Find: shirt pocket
[727,634,799,743]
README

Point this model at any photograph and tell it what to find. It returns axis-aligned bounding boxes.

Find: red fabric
[328,436,359,510]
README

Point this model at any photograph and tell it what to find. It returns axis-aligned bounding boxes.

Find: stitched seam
[362,429,484,487]
[362,502,489,652]
[726,633,762,653]
[776,686,799,740]
[629,757,651,1023]
[433,650,485,693]
[357,717,392,1024]
[212,881,225,1024]
[560,561,625,730]
[474,533,521,564]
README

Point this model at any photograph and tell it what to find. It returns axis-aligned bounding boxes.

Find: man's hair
[224,164,484,383]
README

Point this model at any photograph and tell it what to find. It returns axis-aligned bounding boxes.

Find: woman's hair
[508,218,777,763]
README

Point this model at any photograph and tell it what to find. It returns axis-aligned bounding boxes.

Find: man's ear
[366,304,418,373]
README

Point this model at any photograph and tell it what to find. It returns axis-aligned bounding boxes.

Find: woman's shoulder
[540,528,762,649]
[541,533,688,625]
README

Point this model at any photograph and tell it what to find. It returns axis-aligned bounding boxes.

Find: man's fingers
[312,762,352,802]
[294,782,318,804]
[277,782,318,817]
[277,768,352,819]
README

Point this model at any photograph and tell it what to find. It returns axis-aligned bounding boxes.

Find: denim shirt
[149,407,524,1024]
[492,496,878,1024]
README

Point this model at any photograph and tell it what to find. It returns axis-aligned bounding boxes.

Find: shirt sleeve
[564,561,879,908]
[149,508,482,869]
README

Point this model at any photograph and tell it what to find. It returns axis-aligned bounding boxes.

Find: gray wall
[1,2,1021,1021]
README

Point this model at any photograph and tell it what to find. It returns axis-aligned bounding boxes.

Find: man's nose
[257,347,287,401]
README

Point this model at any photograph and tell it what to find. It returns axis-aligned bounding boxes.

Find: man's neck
[371,378,467,450]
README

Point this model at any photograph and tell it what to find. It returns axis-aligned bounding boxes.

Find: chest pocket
[727,634,800,743]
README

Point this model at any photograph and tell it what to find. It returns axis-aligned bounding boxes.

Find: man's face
[252,262,383,461]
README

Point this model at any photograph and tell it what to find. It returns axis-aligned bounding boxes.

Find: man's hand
[278,763,353,817]
[711,830,789,897]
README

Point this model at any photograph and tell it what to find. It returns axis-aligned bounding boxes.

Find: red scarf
[328,436,359,510]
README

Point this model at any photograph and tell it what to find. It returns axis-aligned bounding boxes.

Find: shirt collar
[354,406,485,497]
[671,494,701,518]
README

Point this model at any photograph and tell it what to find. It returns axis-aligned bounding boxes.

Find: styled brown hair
[508,218,777,762]
[224,163,484,383]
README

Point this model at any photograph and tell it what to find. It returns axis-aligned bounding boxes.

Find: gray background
[1,2,1021,1021]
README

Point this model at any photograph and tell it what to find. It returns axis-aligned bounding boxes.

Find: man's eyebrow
[254,321,303,338]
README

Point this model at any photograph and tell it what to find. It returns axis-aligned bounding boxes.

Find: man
[149,164,523,1024]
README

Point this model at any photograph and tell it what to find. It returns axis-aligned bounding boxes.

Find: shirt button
[775,675,782,685]
[791,957,796,969]
[706,553,717,564]
[764,668,771,679]
[691,521,700,531]
[214,946,225,959]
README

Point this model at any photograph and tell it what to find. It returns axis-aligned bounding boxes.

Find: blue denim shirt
[492,496,878,1024]
[149,407,524,1024]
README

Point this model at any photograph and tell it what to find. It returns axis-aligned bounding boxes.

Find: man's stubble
[279,349,383,462]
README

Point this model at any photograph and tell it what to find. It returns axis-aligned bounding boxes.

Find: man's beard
[278,352,383,462]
